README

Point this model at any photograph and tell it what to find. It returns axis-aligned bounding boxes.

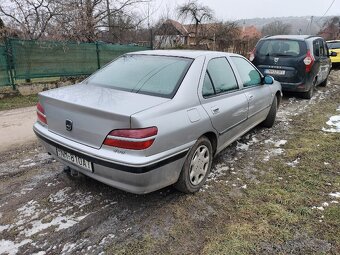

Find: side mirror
[263,75,274,85]
[330,51,337,57]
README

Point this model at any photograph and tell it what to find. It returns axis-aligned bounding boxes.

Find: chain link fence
[0,38,151,89]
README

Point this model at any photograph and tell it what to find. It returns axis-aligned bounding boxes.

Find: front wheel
[175,136,213,193]
[261,96,277,128]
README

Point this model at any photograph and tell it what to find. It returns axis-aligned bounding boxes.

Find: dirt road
[0,71,339,255]
[0,106,36,153]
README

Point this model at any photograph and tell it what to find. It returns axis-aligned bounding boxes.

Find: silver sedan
[33,50,282,194]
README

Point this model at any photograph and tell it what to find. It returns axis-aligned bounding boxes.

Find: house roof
[156,19,188,36]
[241,26,261,39]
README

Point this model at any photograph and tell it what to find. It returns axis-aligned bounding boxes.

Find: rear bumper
[280,82,310,92]
[33,123,189,194]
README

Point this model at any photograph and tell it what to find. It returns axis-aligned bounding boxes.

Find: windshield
[257,39,306,57]
[327,42,340,49]
[86,54,193,98]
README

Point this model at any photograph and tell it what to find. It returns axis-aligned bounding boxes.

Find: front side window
[86,55,193,98]
[231,57,261,87]
[202,57,238,97]
[327,41,340,49]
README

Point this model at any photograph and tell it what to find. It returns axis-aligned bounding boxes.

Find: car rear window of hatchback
[86,54,193,98]
[327,42,340,49]
[257,39,307,57]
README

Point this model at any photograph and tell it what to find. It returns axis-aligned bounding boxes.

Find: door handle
[211,106,220,115]
[248,95,254,101]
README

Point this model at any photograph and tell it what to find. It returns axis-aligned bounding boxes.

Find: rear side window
[202,57,238,96]
[87,55,193,98]
[231,57,261,87]
[257,39,306,57]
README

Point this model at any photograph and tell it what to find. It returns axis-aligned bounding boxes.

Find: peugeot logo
[274,57,279,63]
[65,120,73,131]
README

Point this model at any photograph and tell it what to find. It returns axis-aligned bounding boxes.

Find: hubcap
[189,145,210,186]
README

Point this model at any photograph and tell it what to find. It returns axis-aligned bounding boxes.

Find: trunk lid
[40,83,169,149]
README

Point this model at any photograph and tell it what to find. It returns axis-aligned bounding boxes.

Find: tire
[175,136,213,193]
[319,77,328,87]
[261,96,277,128]
[301,82,314,99]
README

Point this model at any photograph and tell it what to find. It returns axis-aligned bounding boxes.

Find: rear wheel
[175,136,212,193]
[301,81,315,99]
[319,77,328,87]
[261,96,277,128]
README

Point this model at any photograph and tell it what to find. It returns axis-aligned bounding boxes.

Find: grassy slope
[0,94,38,111]
[110,90,340,255]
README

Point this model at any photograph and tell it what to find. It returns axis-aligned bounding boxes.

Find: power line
[317,0,336,22]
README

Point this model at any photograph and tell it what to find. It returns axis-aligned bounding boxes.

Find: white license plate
[56,148,93,172]
[265,69,286,75]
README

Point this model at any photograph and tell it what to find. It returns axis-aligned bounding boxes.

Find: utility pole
[106,0,112,42]
[148,2,153,49]
[310,16,314,34]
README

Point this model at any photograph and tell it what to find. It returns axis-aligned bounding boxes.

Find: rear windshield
[257,39,307,57]
[327,42,340,49]
[86,55,193,98]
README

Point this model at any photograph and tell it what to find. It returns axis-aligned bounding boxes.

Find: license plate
[265,69,286,75]
[56,148,93,172]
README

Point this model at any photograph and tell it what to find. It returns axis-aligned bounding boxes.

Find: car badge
[65,119,73,131]
[274,57,279,63]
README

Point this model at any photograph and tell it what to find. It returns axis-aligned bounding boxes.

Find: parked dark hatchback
[250,35,334,99]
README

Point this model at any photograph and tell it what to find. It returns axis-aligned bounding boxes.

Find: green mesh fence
[9,39,150,80]
[98,43,148,67]
[0,45,10,86]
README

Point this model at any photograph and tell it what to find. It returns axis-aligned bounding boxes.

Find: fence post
[5,38,16,90]
[96,42,101,69]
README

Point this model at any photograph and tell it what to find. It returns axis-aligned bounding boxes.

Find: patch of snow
[0,224,10,232]
[23,214,89,237]
[274,140,287,147]
[330,201,339,204]
[263,148,284,161]
[236,142,249,151]
[329,192,340,198]
[19,162,37,168]
[0,239,32,255]
[287,158,300,168]
[61,242,77,254]
[49,187,72,203]
[322,202,329,207]
[99,234,116,246]
[32,251,46,255]
[241,185,247,189]
[324,162,330,166]
[322,115,340,133]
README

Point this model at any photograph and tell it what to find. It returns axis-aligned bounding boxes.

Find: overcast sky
[147,0,340,22]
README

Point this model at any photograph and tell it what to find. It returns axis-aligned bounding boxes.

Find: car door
[200,57,248,135]
[230,56,272,119]
[313,39,330,84]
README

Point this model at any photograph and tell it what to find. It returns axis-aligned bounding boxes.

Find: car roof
[326,40,340,43]
[262,35,322,41]
[126,50,241,59]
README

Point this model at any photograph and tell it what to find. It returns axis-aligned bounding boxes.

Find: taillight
[103,127,158,150]
[37,102,47,125]
[304,50,314,73]
[249,48,255,62]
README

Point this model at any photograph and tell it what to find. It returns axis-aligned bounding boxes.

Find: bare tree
[177,0,214,45]
[318,16,340,40]
[261,21,291,36]
[0,0,60,40]
[0,0,149,42]
[215,22,240,51]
